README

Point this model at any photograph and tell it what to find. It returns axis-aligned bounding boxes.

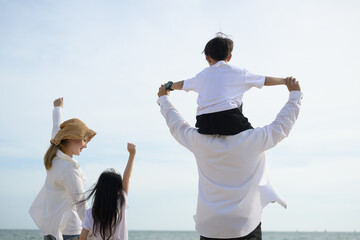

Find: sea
[0,230,360,240]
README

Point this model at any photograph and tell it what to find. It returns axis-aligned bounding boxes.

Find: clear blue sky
[0,0,359,232]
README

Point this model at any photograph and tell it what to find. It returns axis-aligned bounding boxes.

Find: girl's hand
[53,97,64,108]
[127,143,136,155]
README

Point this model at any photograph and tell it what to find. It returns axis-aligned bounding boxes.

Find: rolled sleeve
[157,96,197,152]
[182,75,199,92]
[82,209,92,230]
[52,107,63,140]
[62,168,88,220]
[244,70,265,89]
[259,91,302,151]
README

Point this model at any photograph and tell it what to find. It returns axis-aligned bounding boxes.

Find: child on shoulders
[166,33,289,135]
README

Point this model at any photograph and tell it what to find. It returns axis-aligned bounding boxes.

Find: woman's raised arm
[51,97,64,140]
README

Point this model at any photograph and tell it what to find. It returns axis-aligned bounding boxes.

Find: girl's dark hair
[204,32,233,61]
[85,169,125,240]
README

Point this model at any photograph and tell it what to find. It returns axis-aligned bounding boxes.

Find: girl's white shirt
[82,191,129,240]
[29,106,89,240]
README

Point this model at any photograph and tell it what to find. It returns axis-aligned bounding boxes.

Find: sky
[0,0,360,232]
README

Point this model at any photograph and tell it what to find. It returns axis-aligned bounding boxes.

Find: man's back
[157,81,302,239]
[191,129,286,238]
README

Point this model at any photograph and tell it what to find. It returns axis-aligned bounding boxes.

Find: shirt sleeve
[61,167,88,220]
[244,70,265,89]
[258,91,302,151]
[123,191,129,209]
[51,107,63,140]
[182,74,199,92]
[157,96,197,152]
[82,208,92,230]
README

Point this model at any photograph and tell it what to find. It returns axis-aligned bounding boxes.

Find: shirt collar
[56,149,79,168]
[211,60,227,68]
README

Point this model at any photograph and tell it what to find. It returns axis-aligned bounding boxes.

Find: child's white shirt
[182,61,265,116]
[82,191,128,240]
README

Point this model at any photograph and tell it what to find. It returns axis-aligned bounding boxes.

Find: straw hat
[51,118,96,145]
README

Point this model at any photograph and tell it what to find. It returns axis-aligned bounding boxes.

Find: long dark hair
[86,169,125,240]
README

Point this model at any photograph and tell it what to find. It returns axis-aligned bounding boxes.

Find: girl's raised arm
[122,143,136,195]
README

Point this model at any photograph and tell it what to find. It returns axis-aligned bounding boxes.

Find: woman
[29,97,96,240]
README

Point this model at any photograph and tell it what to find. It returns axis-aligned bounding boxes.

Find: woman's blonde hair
[44,141,67,170]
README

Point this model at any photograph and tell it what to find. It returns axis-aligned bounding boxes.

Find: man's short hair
[204,33,233,61]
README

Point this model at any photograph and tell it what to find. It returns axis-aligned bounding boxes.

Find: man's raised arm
[157,85,196,152]
[259,78,303,151]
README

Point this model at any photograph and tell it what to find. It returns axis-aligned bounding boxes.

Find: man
[157,78,302,240]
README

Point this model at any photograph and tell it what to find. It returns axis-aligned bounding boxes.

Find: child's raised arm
[264,76,286,86]
[122,143,136,195]
[166,80,184,90]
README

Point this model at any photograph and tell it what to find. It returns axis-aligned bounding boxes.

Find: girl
[80,143,136,240]
[29,97,96,240]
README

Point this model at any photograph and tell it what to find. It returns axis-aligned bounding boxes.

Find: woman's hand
[53,97,64,108]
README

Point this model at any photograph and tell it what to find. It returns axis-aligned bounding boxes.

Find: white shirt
[51,106,63,139]
[29,107,88,240]
[182,61,265,115]
[157,91,302,238]
[82,191,129,240]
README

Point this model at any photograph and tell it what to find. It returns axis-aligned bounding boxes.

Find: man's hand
[285,77,301,92]
[158,84,170,97]
[53,97,64,108]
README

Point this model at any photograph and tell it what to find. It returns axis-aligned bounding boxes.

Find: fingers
[285,76,301,91]
[53,97,64,107]
[285,77,297,85]
[157,83,170,97]
[127,142,136,148]
[127,142,136,150]
[158,84,165,92]
[127,142,136,155]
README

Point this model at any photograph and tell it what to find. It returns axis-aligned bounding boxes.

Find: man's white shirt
[157,91,302,238]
